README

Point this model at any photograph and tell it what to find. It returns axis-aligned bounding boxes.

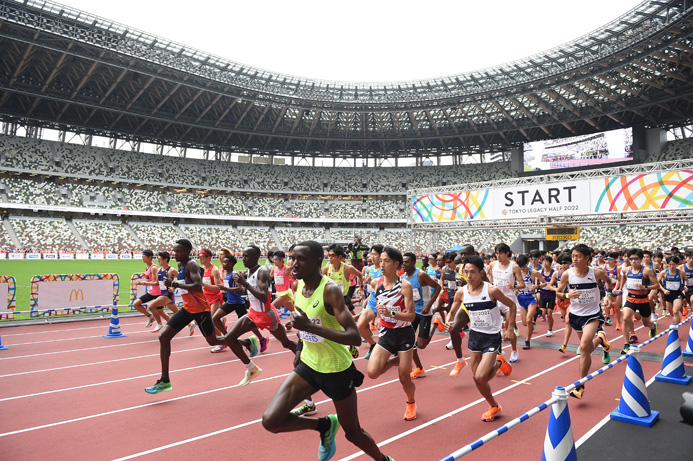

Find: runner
[445,255,516,422]
[553,252,574,353]
[538,255,556,337]
[619,249,660,354]
[223,245,297,386]
[681,250,693,317]
[403,252,442,379]
[322,244,363,315]
[144,251,180,333]
[131,249,162,329]
[357,245,384,360]
[261,240,395,461]
[200,248,226,352]
[145,239,227,394]
[487,243,524,363]
[556,244,613,399]
[366,247,417,421]
[659,255,688,324]
[271,250,295,317]
[515,254,542,350]
[604,251,623,330]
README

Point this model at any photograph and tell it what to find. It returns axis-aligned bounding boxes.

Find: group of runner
[130,238,690,461]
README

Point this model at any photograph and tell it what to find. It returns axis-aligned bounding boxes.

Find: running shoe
[523,340,531,350]
[292,402,317,416]
[621,344,630,355]
[445,340,453,350]
[434,317,445,332]
[496,354,512,376]
[460,330,466,340]
[188,321,196,336]
[210,344,227,353]
[349,345,359,358]
[145,379,171,394]
[576,346,580,355]
[404,402,417,421]
[629,334,638,344]
[247,335,259,358]
[482,403,502,422]
[558,344,567,353]
[318,414,340,461]
[541,315,547,322]
[616,322,622,331]
[514,327,520,337]
[239,365,262,386]
[145,315,155,328]
[570,386,585,400]
[605,317,612,326]
[598,331,611,364]
[411,367,426,379]
[151,324,163,333]
[509,350,519,363]
[260,336,269,353]
[649,323,657,338]
[364,343,375,360]
[546,329,554,337]
[450,359,466,377]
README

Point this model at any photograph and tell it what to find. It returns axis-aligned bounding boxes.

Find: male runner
[323,244,364,314]
[357,245,384,360]
[538,255,556,337]
[272,250,295,316]
[680,250,693,316]
[132,249,161,328]
[145,239,227,394]
[487,243,524,362]
[659,255,688,324]
[446,255,516,422]
[515,254,542,350]
[200,248,226,352]
[145,251,180,333]
[261,240,395,461]
[618,249,659,354]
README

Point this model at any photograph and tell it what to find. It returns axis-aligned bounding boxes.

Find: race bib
[337,283,344,293]
[574,290,597,305]
[447,280,456,289]
[202,276,211,285]
[470,309,491,328]
[667,281,681,291]
[626,278,644,290]
[223,279,230,288]
[299,316,325,343]
[275,275,285,285]
[175,287,188,295]
[158,281,166,290]
[412,288,421,302]
[381,305,401,323]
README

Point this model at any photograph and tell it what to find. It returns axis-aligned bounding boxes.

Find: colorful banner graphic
[412,190,491,222]
[592,170,693,213]
[0,276,16,319]
[30,273,119,317]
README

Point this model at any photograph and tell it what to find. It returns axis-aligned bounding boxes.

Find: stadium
[1,0,693,459]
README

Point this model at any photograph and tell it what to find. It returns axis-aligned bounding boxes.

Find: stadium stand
[129,223,182,250]
[556,226,618,250]
[238,227,276,251]
[436,229,491,252]
[275,228,325,249]
[10,217,82,252]
[598,223,693,252]
[179,224,244,251]
[647,138,693,163]
[73,220,140,251]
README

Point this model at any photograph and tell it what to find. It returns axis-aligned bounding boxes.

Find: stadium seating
[648,138,693,163]
[179,224,244,251]
[129,223,182,250]
[73,220,140,251]
[275,228,325,249]
[238,227,276,251]
[598,223,693,252]
[436,229,491,253]
[10,217,82,252]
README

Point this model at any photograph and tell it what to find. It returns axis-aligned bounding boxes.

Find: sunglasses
[629,257,640,261]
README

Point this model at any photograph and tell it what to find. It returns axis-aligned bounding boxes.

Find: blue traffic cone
[655,324,692,385]
[0,333,7,350]
[542,387,577,461]
[103,307,127,338]
[683,322,693,358]
[610,347,659,426]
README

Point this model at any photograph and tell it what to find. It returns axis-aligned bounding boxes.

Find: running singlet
[684,265,693,288]
[517,272,535,296]
[605,265,619,287]
[625,267,650,302]
[540,268,555,299]
[273,265,291,293]
[247,267,272,312]
[462,282,502,334]
[326,262,348,296]
[404,269,426,315]
[376,277,410,329]
[223,272,244,304]
[566,266,601,316]
[176,261,209,313]
[664,268,682,291]
[443,267,457,301]
[295,277,352,373]
[144,263,161,296]
[492,263,517,299]
[202,265,223,303]
[158,266,173,299]
[426,266,438,296]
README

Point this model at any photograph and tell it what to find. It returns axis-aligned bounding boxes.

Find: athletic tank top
[625,267,650,297]
[404,268,426,315]
[273,265,291,292]
[144,263,161,296]
[605,265,619,286]
[202,265,219,299]
[158,266,173,298]
[176,261,209,313]
[295,277,352,373]
[463,281,502,334]
[567,266,601,316]
[327,262,348,295]
[492,262,516,298]
[443,266,457,300]
[684,264,693,287]
[247,267,272,312]
[223,272,243,304]
[426,266,438,296]
[376,277,410,329]
[540,268,555,299]
[517,271,535,296]
[664,268,682,291]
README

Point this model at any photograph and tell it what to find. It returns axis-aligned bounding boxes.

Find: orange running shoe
[482,403,502,422]
[610,307,615,316]
[404,402,417,421]
[450,359,466,377]
[410,367,426,379]
[434,316,445,332]
[496,354,512,376]
[615,322,622,331]
[684,306,689,316]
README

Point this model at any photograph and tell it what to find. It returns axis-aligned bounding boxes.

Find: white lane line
[1,319,149,337]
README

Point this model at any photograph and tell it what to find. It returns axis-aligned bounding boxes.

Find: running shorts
[568,311,605,332]
[467,330,502,355]
[517,294,537,310]
[664,290,684,303]
[539,298,556,311]
[247,306,280,331]
[377,325,416,354]
[275,289,294,301]
[220,302,248,318]
[167,308,215,337]
[294,361,364,402]
[137,293,158,305]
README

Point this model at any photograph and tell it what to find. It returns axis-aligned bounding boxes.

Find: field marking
[0,318,148,337]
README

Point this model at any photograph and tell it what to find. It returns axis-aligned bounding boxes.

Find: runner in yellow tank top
[262,240,396,461]
[322,243,363,314]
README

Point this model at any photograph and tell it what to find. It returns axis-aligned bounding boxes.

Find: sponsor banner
[44,253,58,260]
[412,190,491,222]
[0,283,8,313]
[91,253,105,260]
[30,273,119,315]
[120,254,132,260]
[492,181,590,220]
[8,253,23,260]
[0,276,16,317]
[133,253,143,259]
[27,253,41,260]
[591,170,693,214]
[0,253,5,259]
[60,253,74,260]
[106,254,119,260]
[76,253,89,260]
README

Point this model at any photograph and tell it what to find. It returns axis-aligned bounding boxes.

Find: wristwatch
[390,310,397,318]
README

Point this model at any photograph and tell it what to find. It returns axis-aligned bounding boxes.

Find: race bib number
[223,279,230,288]
[175,287,188,295]
[158,281,166,290]
[381,305,400,323]
[412,288,421,302]
[667,281,681,291]
[470,309,491,328]
[447,280,456,289]
[202,277,211,285]
[299,316,325,343]
[574,290,597,305]
[337,283,344,293]
[493,276,509,289]
[275,275,285,285]
[626,278,644,290]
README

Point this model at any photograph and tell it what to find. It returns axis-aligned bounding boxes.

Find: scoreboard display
[545,227,580,241]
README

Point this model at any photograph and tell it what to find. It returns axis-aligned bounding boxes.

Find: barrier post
[0,334,7,350]
[683,321,693,358]
[655,324,692,385]
[103,306,127,339]
[541,387,577,461]
[609,347,659,426]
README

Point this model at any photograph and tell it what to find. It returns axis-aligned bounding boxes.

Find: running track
[0,312,683,461]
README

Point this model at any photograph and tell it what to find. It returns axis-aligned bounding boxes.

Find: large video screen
[523,128,633,171]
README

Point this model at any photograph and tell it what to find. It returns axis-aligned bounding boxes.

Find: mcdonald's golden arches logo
[69,289,84,302]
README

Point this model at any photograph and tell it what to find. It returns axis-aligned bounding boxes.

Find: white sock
[457,357,464,363]
[245,361,255,372]
[305,399,314,406]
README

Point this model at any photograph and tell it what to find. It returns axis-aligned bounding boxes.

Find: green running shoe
[145,379,171,394]
[318,414,340,461]
[247,335,259,358]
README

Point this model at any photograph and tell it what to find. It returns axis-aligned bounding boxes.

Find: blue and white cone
[655,324,692,385]
[542,387,577,461]
[610,347,659,426]
[683,322,693,358]
[103,307,127,338]
[0,334,7,350]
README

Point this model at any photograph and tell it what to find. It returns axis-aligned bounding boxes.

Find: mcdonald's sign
[69,289,84,302]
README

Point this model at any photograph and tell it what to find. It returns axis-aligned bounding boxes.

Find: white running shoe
[145,315,155,328]
[509,350,519,363]
[151,324,163,333]
[445,340,454,350]
[546,330,554,337]
[239,365,262,386]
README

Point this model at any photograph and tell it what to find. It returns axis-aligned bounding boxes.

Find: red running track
[0,311,682,461]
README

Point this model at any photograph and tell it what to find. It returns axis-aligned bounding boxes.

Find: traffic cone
[541,387,577,461]
[103,307,127,338]
[610,347,659,426]
[655,324,692,385]
[683,322,693,358]
[0,334,7,350]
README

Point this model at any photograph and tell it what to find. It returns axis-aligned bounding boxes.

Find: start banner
[30,273,120,316]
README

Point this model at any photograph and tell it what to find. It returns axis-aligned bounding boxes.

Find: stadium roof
[0,0,692,158]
